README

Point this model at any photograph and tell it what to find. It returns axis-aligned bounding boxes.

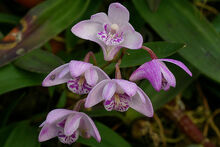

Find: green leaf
[212,14,220,33]
[77,122,131,147]
[0,123,16,146]
[0,13,20,24]
[0,64,43,95]
[3,122,40,147]
[146,0,161,12]
[121,41,185,68]
[14,49,64,73]
[56,91,66,108]
[133,0,220,83]
[0,0,90,66]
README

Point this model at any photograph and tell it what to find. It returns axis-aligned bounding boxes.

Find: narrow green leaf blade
[0,13,20,24]
[77,122,131,147]
[14,49,64,73]
[121,41,185,68]
[133,0,220,83]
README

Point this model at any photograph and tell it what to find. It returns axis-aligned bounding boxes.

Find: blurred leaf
[146,0,161,12]
[0,32,3,40]
[0,64,43,95]
[0,0,90,66]
[0,13,20,24]
[121,41,185,68]
[140,60,199,110]
[14,49,64,73]
[187,144,203,147]
[78,121,131,147]
[133,0,220,83]
[3,122,40,147]
[56,91,66,108]
[0,123,16,146]
[0,93,25,127]
[212,14,220,33]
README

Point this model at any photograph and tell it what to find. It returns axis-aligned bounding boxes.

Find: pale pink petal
[120,30,143,49]
[158,59,192,76]
[64,113,82,136]
[102,81,116,100]
[91,66,110,82]
[85,68,98,86]
[38,123,58,142]
[130,88,154,117]
[113,79,137,97]
[85,79,112,108]
[90,12,111,24]
[71,20,105,47]
[69,60,92,77]
[79,112,101,142]
[46,109,74,124]
[159,62,176,88]
[129,60,162,91]
[108,3,129,24]
[102,46,121,61]
[42,63,71,87]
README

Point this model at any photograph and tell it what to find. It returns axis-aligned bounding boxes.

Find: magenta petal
[42,63,71,87]
[130,88,154,117]
[45,109,74,124]
[64,114,82,136]
[158,59,192,76]
[102,81,116,100]
[108,3,129,24]
[38,124,58,142]
[113,79,137,97]
[85,68,98,86]
[79,112,101,142]
[69,60,92,77]
[159,62,176,88]
[85,79,112,108]
[130,60,162,91]
[90,12,110,24]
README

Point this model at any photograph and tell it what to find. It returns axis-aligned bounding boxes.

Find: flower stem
[84,51,97,65]
[142,46,158,59]
[115,59,122,79]
[73,98,86,111]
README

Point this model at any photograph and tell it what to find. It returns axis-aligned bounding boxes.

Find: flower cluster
[38,2,192,145]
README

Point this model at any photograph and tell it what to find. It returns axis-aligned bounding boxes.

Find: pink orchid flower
[129,59,192,91]
[71,3,143,61]
[38,109,101,144]
[42,60,109,94]
[85,79,153,117]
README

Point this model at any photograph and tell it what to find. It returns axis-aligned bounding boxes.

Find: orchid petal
[102,46,121,61]
[91,66,110,82]
[90,12,111,24]
[108,3,129,24]
[71,20,104,46]
[130,88,154,117]
[85,68,98,86]
[79,112,101,142]
[69,60,92,77]
[159,62,176,88]
[102,81,116,100]
[85,79,111,108]
[113,79,137,97]
[120,24,143,49]
[39,123,58,142]
[64,113,82,136]
[42,63,71,87]
[129,60,162,91]
[158,59,192,76]
[45,109,74,124]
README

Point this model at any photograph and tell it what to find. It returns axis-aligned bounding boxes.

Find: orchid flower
[129,59,192,91]
[42,60,109,94]
[71,3,143,61]
[85,79,153,117]
[38,109,101,144]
